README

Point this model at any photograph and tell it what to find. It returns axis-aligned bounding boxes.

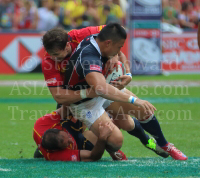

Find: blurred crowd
[0,0,127,31]
[163,0,200,29]
[1,0,199,31]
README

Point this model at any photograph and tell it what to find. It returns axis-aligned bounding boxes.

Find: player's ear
[65,42,70,50]
[105,40,112,47]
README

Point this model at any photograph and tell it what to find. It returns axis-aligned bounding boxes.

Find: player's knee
[108,127,123,150]
[114,134,123,149]
[124,120,135,131]
[115,116,135,132]
[137,108,150,120]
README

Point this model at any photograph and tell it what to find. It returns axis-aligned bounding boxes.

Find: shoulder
[80,43,100,58]
[68,29,76,38]
[82,36,100,53]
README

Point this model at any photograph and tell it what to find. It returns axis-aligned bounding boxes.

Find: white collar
[90,36,101,55]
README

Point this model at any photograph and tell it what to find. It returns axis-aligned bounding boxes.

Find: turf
[0,158,200,178]
[0,73,199,81]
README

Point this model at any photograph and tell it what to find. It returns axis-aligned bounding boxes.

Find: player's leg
[69,97,124,153]
[123,89,168,146]
[84,123,127,160]
[106,89,187,160]
[110,113,168,158]
[106,90,168,147]
[89,112,123,152]
[112,114,149,145]
[82,129,127,160]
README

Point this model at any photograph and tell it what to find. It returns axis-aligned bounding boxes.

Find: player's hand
[110,75,132,90]
[99,122,114,141]
[105,55,119,75]
[134,99,157,115]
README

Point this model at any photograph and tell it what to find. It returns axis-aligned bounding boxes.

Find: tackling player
[33,109,115,162]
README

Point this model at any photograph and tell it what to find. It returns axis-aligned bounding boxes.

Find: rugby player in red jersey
[33,108,121,162]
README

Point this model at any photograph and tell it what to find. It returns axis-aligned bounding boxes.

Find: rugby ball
[105,61,126,84]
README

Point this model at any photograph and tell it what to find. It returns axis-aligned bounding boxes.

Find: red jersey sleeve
[41,58,64,87]
[42,148,80,162]
[68,25,106,43]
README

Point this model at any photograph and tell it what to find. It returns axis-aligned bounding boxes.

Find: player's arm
[81,52,156,114]
[198,21,200,49]
[79,139,106,162]
[42,59,97,105]
[80,122,113,162]
[86,72,156,115]
[72,25,106,43]
[49,87,96,105]
[86,72,131,102]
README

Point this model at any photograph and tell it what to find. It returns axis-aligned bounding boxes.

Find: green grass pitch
[0,74,200,177]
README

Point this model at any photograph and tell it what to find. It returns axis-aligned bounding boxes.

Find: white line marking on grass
[100,163,133,167]
[1,80,200,87]
[0,168,11,172]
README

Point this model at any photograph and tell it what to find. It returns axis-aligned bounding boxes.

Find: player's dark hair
[41,129,64,150]
[97,23,127,43]
[42,27,68,53]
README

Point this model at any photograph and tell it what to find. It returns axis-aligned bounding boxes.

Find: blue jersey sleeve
[80,50,103,76]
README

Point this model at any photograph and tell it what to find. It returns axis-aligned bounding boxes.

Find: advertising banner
[128,0,162,75]
[0,33,45,74]
[162,33,200,73]
[0,33,128,74]
[131,20,162,75]
[130,0,162,19]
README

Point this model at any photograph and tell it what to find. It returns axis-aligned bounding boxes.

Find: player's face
[59,131,73,149]
[105,39,125,58]
[49,43,72,62]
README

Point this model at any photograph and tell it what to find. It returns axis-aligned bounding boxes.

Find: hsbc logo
[187,39,198,50]
[1,35,44,73]
[162,39,185,50]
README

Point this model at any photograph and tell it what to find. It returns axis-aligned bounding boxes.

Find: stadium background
[0,0,200,177]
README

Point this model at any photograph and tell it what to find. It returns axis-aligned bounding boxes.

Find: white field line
[0,168,11,172]
[0,80,200,87]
